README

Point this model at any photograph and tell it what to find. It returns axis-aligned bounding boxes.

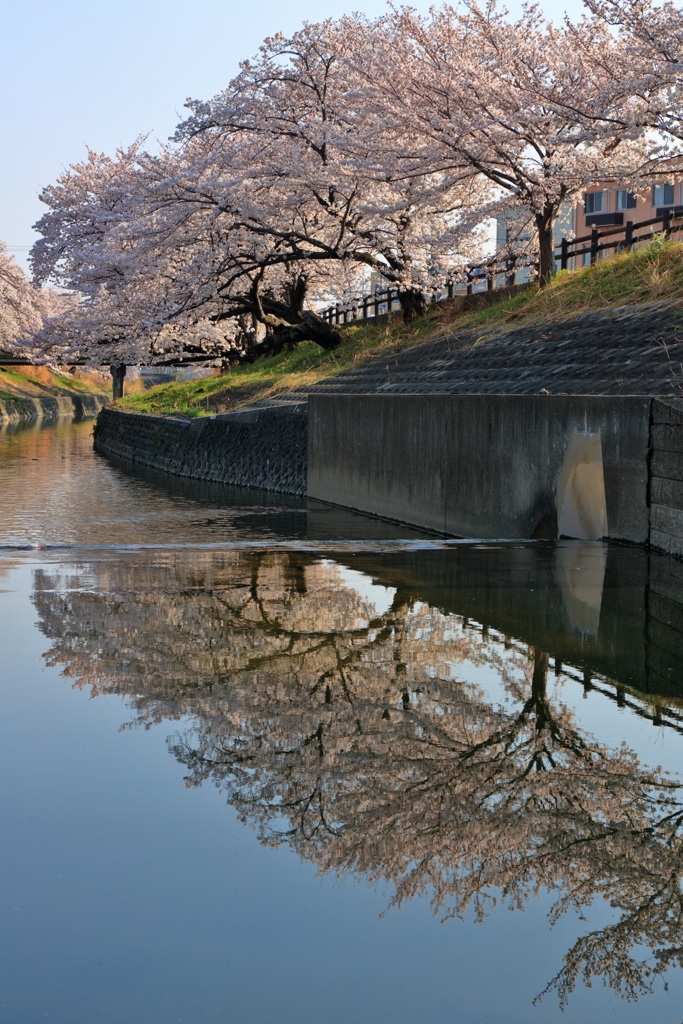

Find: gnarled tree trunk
[271,309,342,351]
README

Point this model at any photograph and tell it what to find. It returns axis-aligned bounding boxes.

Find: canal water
[2,418,683,1023]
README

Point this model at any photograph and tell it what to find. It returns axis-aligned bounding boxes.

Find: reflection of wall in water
[344,544,683,701]
[32,543,683,712]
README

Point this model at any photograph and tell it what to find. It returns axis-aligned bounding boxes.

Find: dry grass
[461,236,683,330]
[119,238,683,417]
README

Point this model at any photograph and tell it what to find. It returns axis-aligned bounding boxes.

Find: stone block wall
[0,393,107,427]
[650,399,683,557]
[94,405,307,496]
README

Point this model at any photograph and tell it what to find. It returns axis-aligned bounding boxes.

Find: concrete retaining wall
[95,393,683,558]
[307,394,651,542]
[0,393,107,427]
[94,405,307,496]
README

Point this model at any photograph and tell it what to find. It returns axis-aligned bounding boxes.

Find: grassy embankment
[118,238,683,417]
[0,365,108,403]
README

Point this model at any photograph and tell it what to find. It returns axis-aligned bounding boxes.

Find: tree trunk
[270,310,342,351]
[535,206,557,286]
[398,287,427,322]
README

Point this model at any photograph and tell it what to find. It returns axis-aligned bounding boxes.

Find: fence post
[663,208,672,239]
[560,237,569,271]
[625,220,634,251]
[506,258,515,288]
[362,298,368,319]
[487,266,493,291]
[590,226,599,265]
[374,292,379,318]
[466,271,473,296]
[447,280,454,300]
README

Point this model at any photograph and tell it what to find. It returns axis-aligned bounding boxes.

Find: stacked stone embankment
[94,404,307,496]
[0,393,107,427]
[650,398,683,557]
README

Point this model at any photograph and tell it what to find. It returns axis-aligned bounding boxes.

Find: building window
[585,191,607,214]
[653,183,675,206]
[616,189,637,210]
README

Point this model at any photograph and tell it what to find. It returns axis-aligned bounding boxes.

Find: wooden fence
[320,208,683,325]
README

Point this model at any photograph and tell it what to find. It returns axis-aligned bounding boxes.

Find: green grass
[119,238,683,417]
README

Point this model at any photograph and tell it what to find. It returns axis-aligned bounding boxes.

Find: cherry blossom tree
[358,3,648,283]
[30,19,490,367]
[172,19,488,319]
[29,4,661,366]
[29,143,247,368]
[579,0,683,156]
[0,242,46,355]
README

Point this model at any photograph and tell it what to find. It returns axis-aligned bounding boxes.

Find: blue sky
[2,0,587,271]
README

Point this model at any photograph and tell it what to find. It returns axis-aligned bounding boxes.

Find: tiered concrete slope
[306,303,683,397]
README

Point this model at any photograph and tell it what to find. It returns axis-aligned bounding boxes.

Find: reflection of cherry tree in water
[32,550,683,1007]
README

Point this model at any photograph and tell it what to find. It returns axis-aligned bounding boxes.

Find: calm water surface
[2,418,683,1023]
